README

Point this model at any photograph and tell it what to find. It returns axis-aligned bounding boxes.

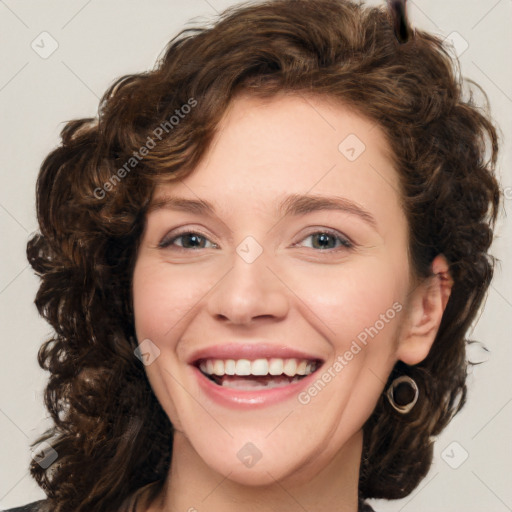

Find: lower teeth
[212,374,304,390]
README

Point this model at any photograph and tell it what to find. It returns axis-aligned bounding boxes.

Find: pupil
[314,233,333,249]
[184,234,203,248]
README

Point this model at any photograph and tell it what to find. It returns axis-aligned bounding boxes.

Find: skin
[132,92,453,512]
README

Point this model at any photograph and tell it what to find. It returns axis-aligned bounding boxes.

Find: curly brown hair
[26,0,502,510]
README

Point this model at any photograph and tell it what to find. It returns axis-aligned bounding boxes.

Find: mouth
[193,357,323,391]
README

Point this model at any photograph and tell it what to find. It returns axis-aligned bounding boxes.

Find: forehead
[151,93,404,231]
[211,91,398,171]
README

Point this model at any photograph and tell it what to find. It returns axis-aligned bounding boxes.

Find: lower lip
[190,364,322,408]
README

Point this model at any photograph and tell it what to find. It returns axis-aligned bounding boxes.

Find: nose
[206,247,290,326]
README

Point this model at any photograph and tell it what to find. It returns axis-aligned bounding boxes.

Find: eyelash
[158,228,354,252]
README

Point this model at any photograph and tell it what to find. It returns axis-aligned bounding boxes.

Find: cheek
[288,256,404,345]
[131,259,209,427]
[132,258,221,343]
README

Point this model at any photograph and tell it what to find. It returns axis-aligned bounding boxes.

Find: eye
[158,228,353,252]
[294,229,353,251]
[158,230,218,250]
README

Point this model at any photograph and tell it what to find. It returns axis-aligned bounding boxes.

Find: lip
[187,343,325,408]
[191,363,323,408]
[187,342,324,365]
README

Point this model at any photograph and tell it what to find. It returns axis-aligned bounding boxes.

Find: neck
[146,430,363,512]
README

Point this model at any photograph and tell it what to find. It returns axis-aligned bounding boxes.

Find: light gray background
[0,1,511,510]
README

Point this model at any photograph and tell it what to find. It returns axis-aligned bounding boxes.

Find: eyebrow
[148,193,378,230]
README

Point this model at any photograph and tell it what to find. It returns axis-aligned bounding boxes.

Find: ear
[396,254,454,365]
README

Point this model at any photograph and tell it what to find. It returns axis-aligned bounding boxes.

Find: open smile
[191,355,324,408]
[195,357,321,389]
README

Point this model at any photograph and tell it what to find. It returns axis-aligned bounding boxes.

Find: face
[132,92,413,487]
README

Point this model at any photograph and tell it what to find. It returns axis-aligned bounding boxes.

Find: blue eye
[158,229,353,252]
[158,231,217,250]
[296,230,353,250]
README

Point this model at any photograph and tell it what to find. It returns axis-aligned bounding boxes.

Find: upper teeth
[199,358,318,377]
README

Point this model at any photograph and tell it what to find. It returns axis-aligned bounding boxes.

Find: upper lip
[187,343,324,365]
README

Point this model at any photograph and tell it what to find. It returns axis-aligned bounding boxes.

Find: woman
[12,0,502,510]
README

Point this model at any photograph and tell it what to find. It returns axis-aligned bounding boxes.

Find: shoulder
[3,500,48,512]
